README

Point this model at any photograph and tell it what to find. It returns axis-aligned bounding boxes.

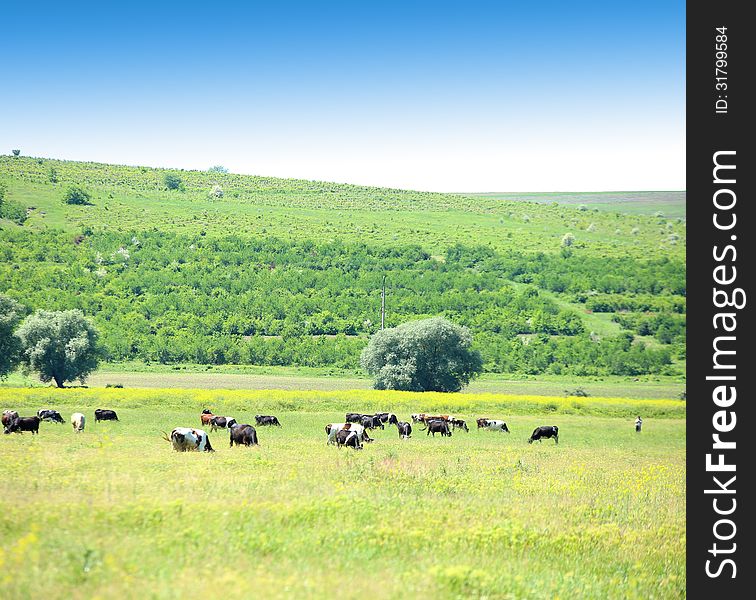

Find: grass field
[0,387,685,599]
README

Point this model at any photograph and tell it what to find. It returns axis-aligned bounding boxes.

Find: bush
[164,174,183,190]
[0,294,25,379]
[63,185,92,205]
[361,317,483,392]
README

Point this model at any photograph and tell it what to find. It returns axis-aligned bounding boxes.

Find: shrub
[164,174,183,190]
[63,185,92,205]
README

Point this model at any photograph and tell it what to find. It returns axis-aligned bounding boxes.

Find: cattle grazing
[345,412,363,423]
[325,423,372,445]
[418,414,451,426]
[360,415,384,430]
[396,421,412,439]
[37,409,65,424]
[210,416,237,432]
[94,409,119,422]
[528,426,559,444]
[450,418,469,432]
[411,414,423,423]
[479,419,510,433]
[200,409,214,427]
[426,419,452,437]
[71,413,86,432]
[335,429,363,449]
[4,416,40,435]
[255,415,282,427]
[163,428,214,452]
[2,410,19,428]
[374,412,399,425]
[229,423,259,447]
[476,418,490,429]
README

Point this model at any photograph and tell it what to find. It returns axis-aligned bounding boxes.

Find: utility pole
[380,275,386,329]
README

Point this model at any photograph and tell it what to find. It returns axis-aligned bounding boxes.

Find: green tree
[63,185,92,205]
[16,309,100,387]
[208,165,229,173]
[361,316,482,392]
[164,174,183,190]
[0,294,24,379]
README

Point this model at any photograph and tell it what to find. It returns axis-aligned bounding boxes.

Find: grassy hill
[0,155,686,378]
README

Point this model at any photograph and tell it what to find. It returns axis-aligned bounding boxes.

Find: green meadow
[0,388,685,599]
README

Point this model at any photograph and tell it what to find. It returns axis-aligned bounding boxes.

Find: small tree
[0,294,25,379]
[11,149,20,157]
[63,185,92,205]
[164,174,183,190]
[16,309,100,387]
[361,316,482,392]
[209,185,224,199]
[208,165,229,173]
[561,233,575,247]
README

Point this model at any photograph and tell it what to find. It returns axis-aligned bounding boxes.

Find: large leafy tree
[16,309,100,387]
[0,294,24,379]
[361,316,482,392]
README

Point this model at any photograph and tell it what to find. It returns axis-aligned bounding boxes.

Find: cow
[360,415,384,430]
[479,419,510,433]
[374,412,399,425]
[255,415,281,427]
[335,429,363,450]
[229,423,259,447]
[71,413,86,432]
[529,426,559,444]
[426,419,452,437]
[450,418,469,432]
[395,421,412,439]
[163,427,214,452]
[325,423,371,445]
[200,409,214,427]
[345,412,363,423]
[418,414,451,426]
[476,418,490,429]
[37,409,65,424]
[4,416,40,435]
[210,416,237,432]
[2,410,19,428]
[94,409,119,422]
[411,414,424,423]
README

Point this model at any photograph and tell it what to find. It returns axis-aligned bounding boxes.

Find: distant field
[3,365,686,400]
[468,191,686,218]
[0,388,685,599]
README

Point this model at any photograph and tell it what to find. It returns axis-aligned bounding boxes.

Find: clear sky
[2,1,685,192]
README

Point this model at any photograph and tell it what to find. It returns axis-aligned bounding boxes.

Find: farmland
[0,387,685,599]
[1,156,686,378]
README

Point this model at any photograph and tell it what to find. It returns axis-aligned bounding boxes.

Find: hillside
[0,156,686,378]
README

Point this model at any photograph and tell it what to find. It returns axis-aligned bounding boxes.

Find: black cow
[2,410,19,428]
[37,409,65,424]
[450,418,469,432]
[396,421,412,439]
[229,424,259,447]
[255,415,281,427]
[529,426,559,444]
[4,416,40,435]
[345,412,363,423]
[375,412,399,425]
[335,429,363,449]
[360,415,384,430]
[94,409,119,422]
[426,420,452,437]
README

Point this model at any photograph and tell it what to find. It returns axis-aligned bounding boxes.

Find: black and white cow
[164,428,214,452]
[4,416,40,435]
[94,409,119,422]
[210,416,237,432]
[360,415,384,430]
[395,421,412,439]
[450,418,469,432]
[326,423,372,445]
[229,423,259,447]
[335,429,363,450]
[255,415,281,427]
[478,419,509,433]
[529,426,559,444]
[374,412,399,425]
[71,413,86,432]
[426,419,452,437]
[37,409,65,424]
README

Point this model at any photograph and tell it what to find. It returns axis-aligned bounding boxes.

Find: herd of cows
[2,407,560,452]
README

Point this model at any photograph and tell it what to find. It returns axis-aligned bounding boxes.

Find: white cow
[164,427,214,452]
[71,413,86,432]
[325,423,370,445]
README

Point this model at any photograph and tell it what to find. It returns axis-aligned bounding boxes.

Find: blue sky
[2,1,685,192]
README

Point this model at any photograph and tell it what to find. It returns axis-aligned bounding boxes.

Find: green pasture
[0,388,685,599]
